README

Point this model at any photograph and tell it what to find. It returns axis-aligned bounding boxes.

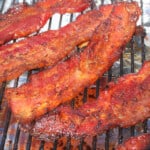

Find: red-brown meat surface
[5,2,141,123]
[0,5,113,83]
[116,133,150,150]
[21,61,150,140]
[0,0,90,45]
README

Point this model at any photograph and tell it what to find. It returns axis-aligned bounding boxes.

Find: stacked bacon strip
[21,61,150,140]
[0,5,113,83]
[0,0,90,45]
[5,2,141,123]
[116,133,150,150]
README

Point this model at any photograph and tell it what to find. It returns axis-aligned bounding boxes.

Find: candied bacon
[0,0,90,45]
[0,4,113,83]
[116,133,150,150]
[21,61,150,140]
[5,2,141,123]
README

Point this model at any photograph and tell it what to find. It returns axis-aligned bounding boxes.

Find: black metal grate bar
[25,71,34,150]
[26,134,32,150]
[130,39,135,73]
[0,0,5,13]
[66,136,71,150]
[130,37,136,137]
[118,128,123,144]
[141,33,146,63]
[96,78,100,99]
[48,18,53,30]
[140,0,144,26]
[13,125,21,150]
[82,88,88,103]
[101,0,104,5]
[78,138,84,150]
[90,0,96,9]
[69,13,74,23]
[119,53,124,76]
[39,141,45,150]
[8,38,21,150]
[53,139,58,150]
[0,82,6,109]
[143,120,148,133]
[92,136,97,150]
[104,69,112,150]
[130,126,135,136]
[105,131,110,150]
[108,69,112,82]
[118,52,124,145]
[12,0,16,5]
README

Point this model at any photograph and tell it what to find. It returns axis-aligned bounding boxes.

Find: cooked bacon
[0,0,90,45]
[0,5,113,83]
[21,61,150,140]
[116,133,150,150]
[5,2,141,123]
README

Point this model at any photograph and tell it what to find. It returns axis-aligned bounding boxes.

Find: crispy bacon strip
[116,133,150,150]
[0,5,113,83]
[21,61,150,140]
[5,2,141,123]
[0,0,90,45]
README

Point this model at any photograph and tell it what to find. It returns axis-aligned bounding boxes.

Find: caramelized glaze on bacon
[0,5,113,83]
[0,0,90,45]
[5,2,141,123]
[21,61,150,140]
[116,133,150,150]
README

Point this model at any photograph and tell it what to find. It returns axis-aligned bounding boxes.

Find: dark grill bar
[0,82,6,109]
[0,0,149,149]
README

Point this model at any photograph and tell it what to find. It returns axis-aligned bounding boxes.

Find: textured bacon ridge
[116,133,150,150]
[0,5,113,83]
[0,0,90,45]
[21,61,150,140]
[5,2,141,123]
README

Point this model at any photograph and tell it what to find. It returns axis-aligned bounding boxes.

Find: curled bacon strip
[6,2,141,123]
[21,61,150,140]
[0,4,112,83]
[0,0,90,45]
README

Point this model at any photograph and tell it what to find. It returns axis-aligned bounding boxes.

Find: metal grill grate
[0,0,149,149]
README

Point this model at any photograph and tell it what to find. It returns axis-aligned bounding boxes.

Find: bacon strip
[116,133,150,150]
[21,61,150,140]
[0,5,113,83]
[0,0,90,45]
[5,2,141,123]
